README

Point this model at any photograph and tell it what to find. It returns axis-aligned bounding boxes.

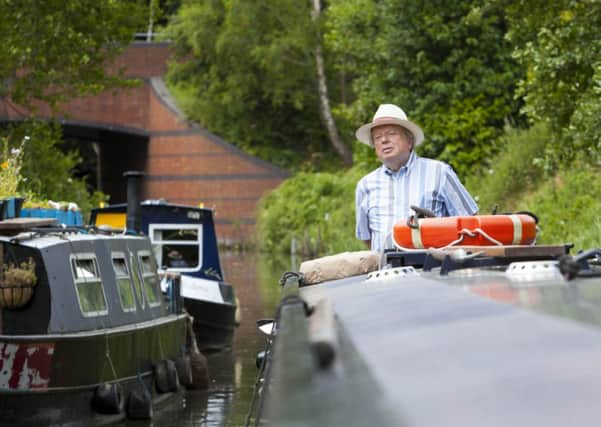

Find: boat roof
[297,263,601,426]
[266,246,601,426]
[89,200,225,281]
[6,231,145,249]
[0,218,146,249]
[93,200,214,214]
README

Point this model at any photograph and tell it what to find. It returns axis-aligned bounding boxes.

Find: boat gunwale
[0,312,188,342]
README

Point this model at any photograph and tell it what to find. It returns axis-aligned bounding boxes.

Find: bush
[1,120,107,218]
[464,123,549,213]
[257,167,367,256]
[521,162,601,251]
[464,123,601,251]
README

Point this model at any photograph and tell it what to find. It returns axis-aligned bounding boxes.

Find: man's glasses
[372,130,402,144]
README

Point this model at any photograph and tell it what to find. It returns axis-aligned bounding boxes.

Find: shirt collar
[383,151,417,176]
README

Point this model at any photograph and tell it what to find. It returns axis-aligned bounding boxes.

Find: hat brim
[355,118,424,147]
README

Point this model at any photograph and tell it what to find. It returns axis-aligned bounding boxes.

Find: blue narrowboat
[90,200,238,352]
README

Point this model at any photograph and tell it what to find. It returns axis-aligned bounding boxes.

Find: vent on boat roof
[366,266,417,282]
[505,260,562,281]
[385,244,572,276]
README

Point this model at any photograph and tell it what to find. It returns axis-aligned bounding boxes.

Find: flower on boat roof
[0,136,26,199]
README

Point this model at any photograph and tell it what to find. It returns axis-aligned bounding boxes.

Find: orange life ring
[392,214,537,249]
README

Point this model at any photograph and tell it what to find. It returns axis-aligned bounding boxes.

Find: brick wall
[0,42,288,245]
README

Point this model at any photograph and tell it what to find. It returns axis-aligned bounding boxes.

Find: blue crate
[2,197,24,219]
[20,208,83,226]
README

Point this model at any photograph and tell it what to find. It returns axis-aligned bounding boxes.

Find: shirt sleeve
[441,165,479,216]
[355,179,371,240]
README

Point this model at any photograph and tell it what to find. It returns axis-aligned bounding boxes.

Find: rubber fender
[91,382,124,414]
[256,351,266,370]
[126,385,153,420]
[155,359,179,393]
[175,353,194,388]
[189,350,209,390]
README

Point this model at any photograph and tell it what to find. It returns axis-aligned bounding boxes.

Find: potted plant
[0,258,37,309]
[0,136,27,219]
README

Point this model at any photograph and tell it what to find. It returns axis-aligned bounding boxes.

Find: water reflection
[217,250,288,426]
[116,250,285,426]
[454,272,601,330]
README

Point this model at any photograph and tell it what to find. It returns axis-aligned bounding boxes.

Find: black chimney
[123,171,145,234]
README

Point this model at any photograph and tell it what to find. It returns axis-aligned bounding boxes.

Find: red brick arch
[0,42,288,245]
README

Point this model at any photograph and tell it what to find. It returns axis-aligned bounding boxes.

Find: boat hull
[0,314,188,426]
[173,275,238,351]
[0,376,183,426]
[186,298,236,352]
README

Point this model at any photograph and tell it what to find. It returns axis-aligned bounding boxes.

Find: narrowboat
[0,216,195,426]
[250,212,601,426]
[90,200,238,352]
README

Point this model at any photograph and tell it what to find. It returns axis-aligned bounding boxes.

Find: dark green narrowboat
[0,218,193,426]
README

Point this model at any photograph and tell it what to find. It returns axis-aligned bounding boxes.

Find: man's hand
[410,205,436,218]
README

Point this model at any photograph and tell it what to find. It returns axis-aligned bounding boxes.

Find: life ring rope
[460,228,504,246]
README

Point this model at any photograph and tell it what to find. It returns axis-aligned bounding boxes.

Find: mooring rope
[104,333,118,380]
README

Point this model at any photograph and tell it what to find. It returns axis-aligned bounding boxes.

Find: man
[166,248,189,268]
[355,104,478,251]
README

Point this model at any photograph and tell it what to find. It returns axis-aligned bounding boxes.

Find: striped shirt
[355,151,478,252]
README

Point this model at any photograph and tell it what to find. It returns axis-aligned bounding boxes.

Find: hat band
[373,116,400,123]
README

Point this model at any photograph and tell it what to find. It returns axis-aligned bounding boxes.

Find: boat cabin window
[130,253,146,309]
[70,254,108,317]
[149,224,203,272]
[111,253,136,312]
[138,251,161,307]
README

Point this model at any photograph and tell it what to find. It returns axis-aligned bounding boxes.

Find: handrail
[308,297,338,369]
[248,270,402,427]
[250,272,313,426]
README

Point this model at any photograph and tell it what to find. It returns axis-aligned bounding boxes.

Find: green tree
[0,0,147,212]
[0,0,146,108]
[326,0,524,176]
[163,0,351,170]
[506,0,601,165]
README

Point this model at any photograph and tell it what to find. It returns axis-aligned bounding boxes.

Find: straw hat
[355,104,424,146]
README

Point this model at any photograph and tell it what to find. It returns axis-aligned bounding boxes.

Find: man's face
[371,124,413,170]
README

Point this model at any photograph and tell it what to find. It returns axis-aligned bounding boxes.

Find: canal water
[118,250,289,426]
